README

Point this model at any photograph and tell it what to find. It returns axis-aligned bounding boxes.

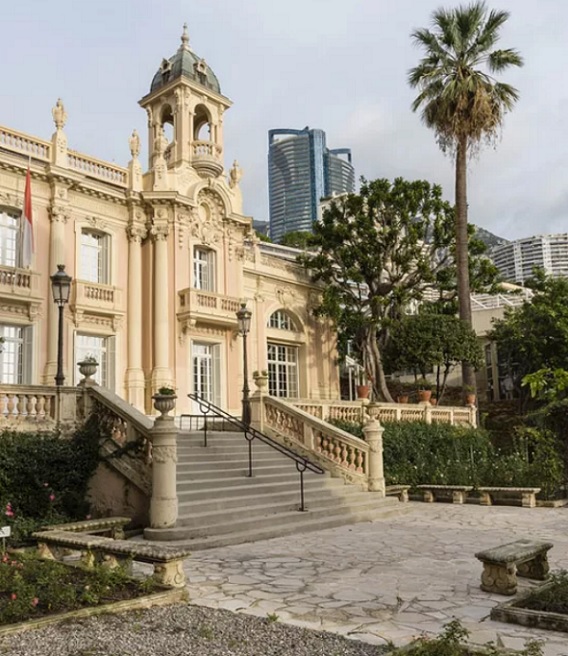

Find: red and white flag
[21,165,34,268]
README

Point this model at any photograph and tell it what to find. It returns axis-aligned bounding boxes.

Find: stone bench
[41,517,131,539]
[32,529,190,588]
[416,484,473,504]
[477,487,541,509]
[385,485,410,502]
[475,539,553,596]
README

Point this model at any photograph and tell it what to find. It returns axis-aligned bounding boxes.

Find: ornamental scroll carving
[152,446,178,464]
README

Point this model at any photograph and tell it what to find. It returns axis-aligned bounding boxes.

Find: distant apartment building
[490,233,568,283]
[268,127,355,242]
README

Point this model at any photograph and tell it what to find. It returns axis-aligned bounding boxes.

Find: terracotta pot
[418,390,432,403]
[356,385,370,399]
[465,393,476,406]
[397,395,409,404]
[430,398,438,406]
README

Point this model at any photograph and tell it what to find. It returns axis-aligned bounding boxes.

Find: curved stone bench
[416,484,473,504]
[33,529,190,588]
[41,517,131,539]
[385,485,410,502]
[475,539,553,596]
[477,487,541,508]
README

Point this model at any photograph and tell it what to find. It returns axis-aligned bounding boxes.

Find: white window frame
[80,229,111,284]
[75,333,115,389]
[267,342,299,398]
[268,310,295,331]
[0,324,32,384]
[0,211,20,268]
[193,247,215,292]
[191,341,221,408]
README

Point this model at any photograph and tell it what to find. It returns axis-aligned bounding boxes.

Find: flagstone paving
[184,503,568,654]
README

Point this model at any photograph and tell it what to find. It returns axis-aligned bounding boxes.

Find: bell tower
[139,24,233,190]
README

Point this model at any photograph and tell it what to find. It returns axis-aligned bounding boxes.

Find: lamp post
[236,302,252,427]
[50,264,72,387]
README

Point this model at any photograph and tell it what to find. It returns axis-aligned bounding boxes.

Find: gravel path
[0,604,390,656]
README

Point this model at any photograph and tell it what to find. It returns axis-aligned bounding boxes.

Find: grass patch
[0,552,158,625]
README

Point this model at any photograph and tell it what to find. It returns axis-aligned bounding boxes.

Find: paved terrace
[184,504,568,655]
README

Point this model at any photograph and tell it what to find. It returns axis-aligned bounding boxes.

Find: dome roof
[150,25,221,95]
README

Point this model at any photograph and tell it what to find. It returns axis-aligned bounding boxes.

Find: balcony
[177,288,241,334]
[191,140,223,178]
[71,280,125,330]
[0,264,42,320]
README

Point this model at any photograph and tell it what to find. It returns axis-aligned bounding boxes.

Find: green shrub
[0,415,102,544]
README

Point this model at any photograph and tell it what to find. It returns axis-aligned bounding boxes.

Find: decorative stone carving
[49,205,69,224]
[0,191,22,209]
[154,127,168,158]
[146,107,154,128]
[152,445,178,464]
[86,216,108,231]
[129,129,141,159]
[228,160,242,189]
[150,224,169,242]
[127,224,147,243]
[52,98,68,130]
[276,285,297,308]
[153,560,186,588]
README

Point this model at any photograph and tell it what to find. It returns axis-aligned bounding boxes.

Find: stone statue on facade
[229,160,242,189]
[129,129,141,159]
[52,98,67,130]
[154,127,168,158]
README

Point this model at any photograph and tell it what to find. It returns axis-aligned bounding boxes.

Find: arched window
[194,104,212,141]
[268,310,295,331]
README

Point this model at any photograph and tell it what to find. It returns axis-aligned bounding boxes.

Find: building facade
[0,26,340,416]
[267,127,354,242]
[490,233,568,283]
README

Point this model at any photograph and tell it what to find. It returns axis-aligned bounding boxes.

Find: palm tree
[408,2,523,392]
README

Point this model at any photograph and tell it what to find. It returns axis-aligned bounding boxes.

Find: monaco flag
[21,165,34,268]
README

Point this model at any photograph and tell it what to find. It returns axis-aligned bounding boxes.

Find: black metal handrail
[187,393,324,511]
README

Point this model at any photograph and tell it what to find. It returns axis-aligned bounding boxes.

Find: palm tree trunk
[455,135,476,393]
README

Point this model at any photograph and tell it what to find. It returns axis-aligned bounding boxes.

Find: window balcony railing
[71,280,124,314]
[0,264,40,299]
[191,140,223,178]
[177,288,241,330]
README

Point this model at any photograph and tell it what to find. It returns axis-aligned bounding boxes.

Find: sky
[2,0,566,241]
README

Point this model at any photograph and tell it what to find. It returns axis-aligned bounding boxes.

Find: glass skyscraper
[268,127,355,242]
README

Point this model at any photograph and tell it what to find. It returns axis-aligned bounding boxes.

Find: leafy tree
[279,230,313,249]
[489,272,568,406]
[300,177,458,402]
[409,2,523,392]
[255,230,272,243]
[385,313,482,403]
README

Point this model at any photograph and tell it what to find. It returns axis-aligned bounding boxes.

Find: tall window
[0,324,32,384]
[80,230,110,284]
[193,247,215,291]
[268,310,295,331]
[75,333,115,388]
[192,342,221,406]
[0,211,19,267]
[267,343,298,398]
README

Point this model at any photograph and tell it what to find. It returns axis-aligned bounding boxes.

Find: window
[267,343,298,398]
[193,247,215,291]
[0,324,32,384]
[268,310,295,331]
[192,342,221,407]
[0,211,19,267]
[80,230,110,284]
[75,333,115,389]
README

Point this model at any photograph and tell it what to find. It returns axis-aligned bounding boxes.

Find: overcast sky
[2,0,566,240]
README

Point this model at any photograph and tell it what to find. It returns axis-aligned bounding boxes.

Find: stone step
[176,462,299,478]
[176,483,367,514]
[176,470,328,491]
[144,499,407,546]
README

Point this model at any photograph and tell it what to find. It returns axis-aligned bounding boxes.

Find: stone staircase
[146,428,406,548]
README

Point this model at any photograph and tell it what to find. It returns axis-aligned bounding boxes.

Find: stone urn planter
[253,371,269,392]
[77,359,98,386]
[418,389,432,403]
[152,388,177,416]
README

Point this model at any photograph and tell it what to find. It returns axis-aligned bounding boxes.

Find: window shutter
[21,326,33,385]
[213,343,221,407]
[101,234,110,284]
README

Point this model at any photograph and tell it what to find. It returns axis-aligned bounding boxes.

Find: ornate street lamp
[50,264,72,387]
[236,302,252,427]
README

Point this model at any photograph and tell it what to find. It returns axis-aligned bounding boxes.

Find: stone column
[125,226,145,410]
[363,404,386,495]
[151,225,172,391]
[149,396,178,528]
[43,206,68,384]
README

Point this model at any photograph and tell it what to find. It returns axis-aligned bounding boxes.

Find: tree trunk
[455,136,476,394]
[366,330,394,403]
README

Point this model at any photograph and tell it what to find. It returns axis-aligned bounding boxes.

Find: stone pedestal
[149,400,178,529]
[363,404,385,495]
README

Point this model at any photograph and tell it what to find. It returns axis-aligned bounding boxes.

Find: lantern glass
[236,303,252,335]
[50,264,72,306]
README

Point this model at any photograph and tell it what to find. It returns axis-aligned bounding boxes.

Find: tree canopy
[300,177,495,402]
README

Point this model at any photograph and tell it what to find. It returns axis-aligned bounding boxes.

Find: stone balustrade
[68,150,128,186]
[178,288,241,329]
[0,386,56,421]
[294,399,476,428]
[192,140,222,158]
[0,125,51,160]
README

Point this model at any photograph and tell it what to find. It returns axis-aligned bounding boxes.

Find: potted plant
[464,384,477,406]
[152,385,177,416]
[253,370,269,391]
[393,383,408,404]
[77,354,99,385]
[416,377,432,403]
[356,368,370,400]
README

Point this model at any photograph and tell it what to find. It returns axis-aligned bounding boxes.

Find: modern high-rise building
[268,127,355,242]
[490,233,568,283]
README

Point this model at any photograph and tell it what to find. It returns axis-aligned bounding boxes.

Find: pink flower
[5,510,14,518]
[31,597,39,607]
[43,483,49,487]
[10,593,16,601]
[49,494,55,502]
[1,554,9,563]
